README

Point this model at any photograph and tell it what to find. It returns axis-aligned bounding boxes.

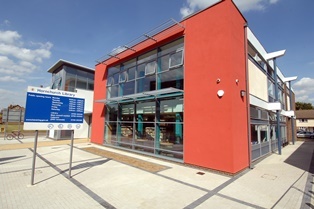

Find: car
[297,131,314,139]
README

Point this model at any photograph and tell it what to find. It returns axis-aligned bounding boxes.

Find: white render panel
[249,95,268,110]
[287,95,291,110]
[268,102,282,110]
[248,60,268,101]
[74,115,90,139]
[296,119,314,128]
[76,89,94,113]
[247,27,286,82]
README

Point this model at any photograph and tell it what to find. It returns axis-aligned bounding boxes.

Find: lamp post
[284,76,298,145]
[265,50,286,155]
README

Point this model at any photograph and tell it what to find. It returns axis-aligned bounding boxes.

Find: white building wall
[74,89,94,138]
[296,119,314,128]
[248,59,268,101]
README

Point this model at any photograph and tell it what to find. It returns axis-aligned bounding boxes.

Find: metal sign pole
[31,130,39,185]
[68,130,74,178]
[18,109,22,132]
[4,108,9,140]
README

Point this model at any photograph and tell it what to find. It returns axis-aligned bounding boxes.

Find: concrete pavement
[1,136,314,209]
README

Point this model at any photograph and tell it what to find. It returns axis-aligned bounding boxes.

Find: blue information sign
[24,86,85,130]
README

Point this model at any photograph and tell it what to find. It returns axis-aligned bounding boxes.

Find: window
[119,71,128,83]
[137,63,146,78]
[107,66,120,76]
[106,38,184,98]
[299,119,308,123]
[145,61,157,75]
[169,48,184,68]
[128,67,136,80]
[52,77,62,89]
[107,77,114,86]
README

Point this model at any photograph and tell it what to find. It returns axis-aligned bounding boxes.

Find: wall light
[240,90,246,97]
[217,90,224,97]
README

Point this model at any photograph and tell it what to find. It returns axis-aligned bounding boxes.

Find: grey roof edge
[47,59,94,73]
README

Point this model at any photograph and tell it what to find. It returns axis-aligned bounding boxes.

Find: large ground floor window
[251,122,287,161]
[104,95,183,160]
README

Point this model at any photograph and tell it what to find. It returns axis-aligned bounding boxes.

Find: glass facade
[104,38,184,160]
[249,42,290,161]
[250,106,280,161]
[50,65,94,139]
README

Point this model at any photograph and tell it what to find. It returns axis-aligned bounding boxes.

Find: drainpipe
[244,24,252,168]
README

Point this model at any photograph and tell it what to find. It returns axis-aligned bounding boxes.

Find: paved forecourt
[0,137,314,209]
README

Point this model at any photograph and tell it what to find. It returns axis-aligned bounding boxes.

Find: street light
[283,76,298,145]
[265,49,286,155]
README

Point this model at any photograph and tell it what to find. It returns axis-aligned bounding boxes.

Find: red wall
[183,0,249,173]
[91,64,107,144]
[91,0,249,173]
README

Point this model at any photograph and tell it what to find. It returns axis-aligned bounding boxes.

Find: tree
[295,102,314,110]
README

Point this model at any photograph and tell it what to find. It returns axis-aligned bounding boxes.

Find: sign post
[68,130,74,178]
[24,86,85,185]
[31,130,38,185]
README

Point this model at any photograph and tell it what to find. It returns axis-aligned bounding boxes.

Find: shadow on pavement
[284,142,314,173]
[35,159,110,184]
[0,155,26,164]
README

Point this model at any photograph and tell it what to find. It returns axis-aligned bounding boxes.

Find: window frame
[119,71,128,83]
[106,76,115,87]
[169,47,184,69]
[144,61,157,76]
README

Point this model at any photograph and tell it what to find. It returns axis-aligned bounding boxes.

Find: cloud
[0,29,53,78]
[0,20,11,27]
[293,77,314,103]
[180,0,280,18]
[0,88,20,109]
[0,27,53,108]
[0,76,26,82]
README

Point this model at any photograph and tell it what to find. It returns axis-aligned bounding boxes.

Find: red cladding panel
[90,64,107,144]
[183,0,249,173]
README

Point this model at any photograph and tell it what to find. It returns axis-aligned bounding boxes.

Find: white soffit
[281,110,295,117]
[250,95,282,111]
[283,76,298,82]
[268,102,282,111]
[264,50,286,61]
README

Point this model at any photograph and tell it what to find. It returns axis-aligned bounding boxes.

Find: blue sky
[0,0,313,109]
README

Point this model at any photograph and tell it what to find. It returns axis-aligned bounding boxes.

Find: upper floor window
[299,119,308,123]
[145,61,157,75]
[119,71,128,83]
[107,77,114,86]
[169,48,184,68]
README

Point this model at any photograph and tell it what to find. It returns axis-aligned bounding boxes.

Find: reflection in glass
[106,103,118,121]
[121,103,134,121]
[128,67,136,80]
[260,125,268,142]
[136,75,156,93]
[251,125,258,144]
[118,122,134,149]
[122,81,135,96]
[145,61,157,75]
[119,71,127,83]
[158,67,183,90]
[137,63,146,78]
[106,85,119,98]
[104,122,117,145]
[169,49,183,68]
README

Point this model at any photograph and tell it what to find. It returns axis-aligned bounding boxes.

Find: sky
[0,0,313,109]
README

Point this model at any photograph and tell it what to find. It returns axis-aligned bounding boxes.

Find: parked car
[297,131,314,139]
